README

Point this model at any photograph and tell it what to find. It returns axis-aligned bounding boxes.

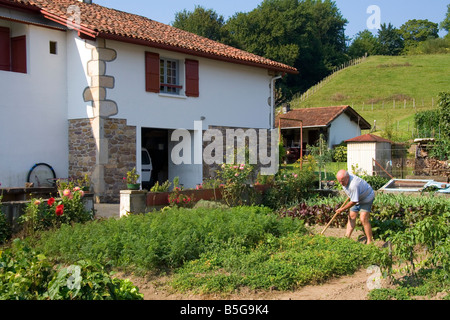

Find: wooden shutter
[145,52,160,93]
[185,59,199,97]
[0,27,11,71]
[11,36,27,73]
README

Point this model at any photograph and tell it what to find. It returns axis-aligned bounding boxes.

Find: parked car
[141,148,153,189]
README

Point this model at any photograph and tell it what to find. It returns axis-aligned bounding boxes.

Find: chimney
[78,0,92,3]
[282,103,290,114]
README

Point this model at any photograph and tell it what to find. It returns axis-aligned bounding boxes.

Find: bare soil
[115,226,389,300]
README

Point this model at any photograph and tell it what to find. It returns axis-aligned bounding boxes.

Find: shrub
[216,163,255,206]
[264,164,317,209]
[0,239,143,300]
[20,187,93,235]
[0,195,12,244]
[359,175,390,190]
[333,145,347,162]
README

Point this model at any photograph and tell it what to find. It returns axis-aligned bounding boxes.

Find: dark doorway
[142,128,169,189]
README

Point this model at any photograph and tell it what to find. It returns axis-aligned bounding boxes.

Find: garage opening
[142,128,169,189]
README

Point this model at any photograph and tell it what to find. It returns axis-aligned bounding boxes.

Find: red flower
[47,198,55,206]
[55,204,64,216]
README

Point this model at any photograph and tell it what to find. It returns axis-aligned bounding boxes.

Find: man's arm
[336,201,357,215]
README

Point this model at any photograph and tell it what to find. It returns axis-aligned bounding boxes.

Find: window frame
[159,57,182,95]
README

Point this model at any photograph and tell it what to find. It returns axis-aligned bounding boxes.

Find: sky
[93,0,449,40]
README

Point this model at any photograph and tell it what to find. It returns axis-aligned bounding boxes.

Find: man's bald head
[336,170,350,187]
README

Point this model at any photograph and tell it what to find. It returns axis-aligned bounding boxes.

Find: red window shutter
[11,36,27,73]
[0,27,11,71]
[145,52,160,93]
[185,59,199,97]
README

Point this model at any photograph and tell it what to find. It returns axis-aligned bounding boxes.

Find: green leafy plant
[150,180,171,192]
[0,190,12,244]
[124,167,139,184]
[0,239,143,300]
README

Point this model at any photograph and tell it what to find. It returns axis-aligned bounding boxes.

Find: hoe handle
[320,197,350,235]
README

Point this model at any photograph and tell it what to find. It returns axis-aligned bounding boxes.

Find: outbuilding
[345,134,393,177]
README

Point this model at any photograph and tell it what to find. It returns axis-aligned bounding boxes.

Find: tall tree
[226,0,348,100]
[172,6,230,43]
[441,4,450,37]
[348,30,381,58]
[377,23,404,55]
[400,19,439,52]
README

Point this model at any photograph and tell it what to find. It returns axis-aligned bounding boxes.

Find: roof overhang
[98,32,298,75]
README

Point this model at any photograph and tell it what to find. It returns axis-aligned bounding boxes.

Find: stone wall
[203,126,278,181]
[103,119,136,203]
[69,118,96,181]
[69,118,136,203]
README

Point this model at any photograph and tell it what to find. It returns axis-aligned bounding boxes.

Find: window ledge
[158,93,187,99]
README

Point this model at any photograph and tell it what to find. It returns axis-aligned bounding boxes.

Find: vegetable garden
[1,162,449,300]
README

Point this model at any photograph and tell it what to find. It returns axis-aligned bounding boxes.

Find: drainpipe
[270,74,283,129]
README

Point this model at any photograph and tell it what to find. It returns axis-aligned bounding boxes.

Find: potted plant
[124,168,140,190]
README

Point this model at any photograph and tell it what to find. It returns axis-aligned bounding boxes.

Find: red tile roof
[276,106,371,130]
[345,134,392,144]
[2,0,298,74]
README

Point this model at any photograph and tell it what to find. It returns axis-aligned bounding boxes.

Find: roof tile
[4,0,298,73]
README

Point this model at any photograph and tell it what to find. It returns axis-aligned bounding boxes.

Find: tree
[172,6,231,43]
[226,0,348,100]
[400,19,439,52]
[440,4,450,37]
[377,23,404,55]
[348,30,381,58]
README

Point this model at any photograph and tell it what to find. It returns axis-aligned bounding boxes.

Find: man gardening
[335,170,375,244]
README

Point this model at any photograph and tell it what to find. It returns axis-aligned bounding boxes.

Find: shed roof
[345,134,392,144]
[2,0,298,74]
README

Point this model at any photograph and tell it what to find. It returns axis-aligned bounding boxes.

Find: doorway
[141,128,169,188]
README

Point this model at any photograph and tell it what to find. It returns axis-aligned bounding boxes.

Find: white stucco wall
[102,39,272,131]
[89,39,274,188]
[0,22,68,187]
[328,113,361,148]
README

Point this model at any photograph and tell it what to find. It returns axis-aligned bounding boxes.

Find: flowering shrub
[263,162,317,209]
[216,163,255,207]
[168,187,194,208]
[20,187,93,235]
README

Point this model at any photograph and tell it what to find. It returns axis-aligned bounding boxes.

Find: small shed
[346,134,393,177]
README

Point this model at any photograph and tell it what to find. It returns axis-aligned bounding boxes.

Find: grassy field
[289,54,450,141]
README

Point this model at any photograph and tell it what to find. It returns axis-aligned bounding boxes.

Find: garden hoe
[320,197,350,235]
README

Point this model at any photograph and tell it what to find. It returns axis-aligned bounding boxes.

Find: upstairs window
[145,51,199,97]
[0,27,27,74]
[160,58,181,94]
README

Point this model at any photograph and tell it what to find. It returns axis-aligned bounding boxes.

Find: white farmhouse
[0,0,297,202]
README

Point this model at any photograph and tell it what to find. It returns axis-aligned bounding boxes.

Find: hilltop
[288,54,450,141]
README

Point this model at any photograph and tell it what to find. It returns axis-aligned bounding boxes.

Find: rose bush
[20,186,93,235]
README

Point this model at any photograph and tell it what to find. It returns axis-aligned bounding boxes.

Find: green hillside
[288,54,450,141]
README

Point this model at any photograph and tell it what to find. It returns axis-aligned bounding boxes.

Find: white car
[141,148,153,189]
